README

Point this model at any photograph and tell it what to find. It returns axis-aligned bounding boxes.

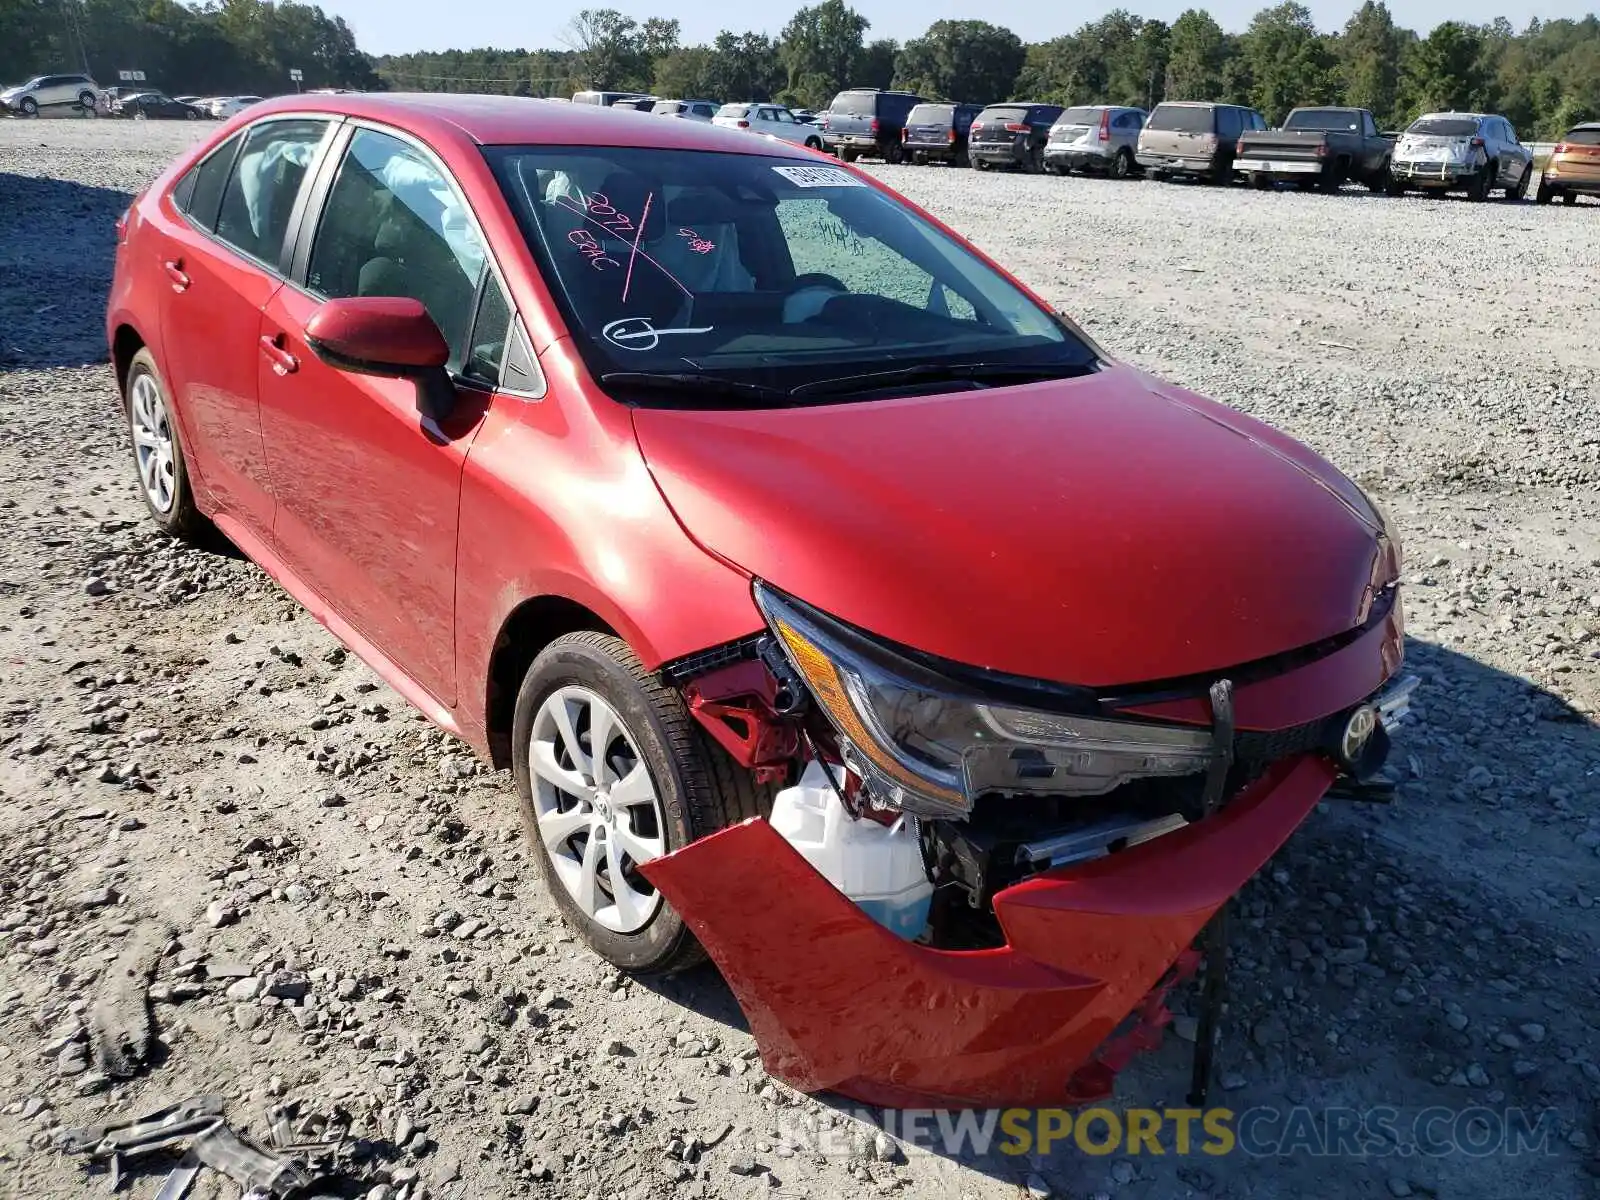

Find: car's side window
[306,126,487,373]
[214,120,329,268]
[463,276,513,388]
[176,135,243,231]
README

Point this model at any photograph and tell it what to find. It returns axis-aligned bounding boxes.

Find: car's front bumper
[1391,159,1476,185]
[644,753,1338,1108]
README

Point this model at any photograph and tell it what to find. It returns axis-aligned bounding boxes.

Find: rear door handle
[163,259,190,291]
[259,333,299,376]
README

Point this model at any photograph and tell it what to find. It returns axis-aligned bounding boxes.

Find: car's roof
[242,92,820,155]
[1416,111,1485,120]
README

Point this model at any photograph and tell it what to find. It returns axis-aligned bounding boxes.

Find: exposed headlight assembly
[754,583,1217,819]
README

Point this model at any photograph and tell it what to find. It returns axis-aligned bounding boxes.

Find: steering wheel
[781,272,850,324]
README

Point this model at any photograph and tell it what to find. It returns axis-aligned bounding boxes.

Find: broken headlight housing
[754,583,1217,819]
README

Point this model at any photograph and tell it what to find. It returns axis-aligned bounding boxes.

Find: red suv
[108,94,1414,1109]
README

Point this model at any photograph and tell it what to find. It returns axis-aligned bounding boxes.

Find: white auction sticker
[771,165,866,188]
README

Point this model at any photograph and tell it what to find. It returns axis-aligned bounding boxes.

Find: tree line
[0,0,379,97]
[379,2,1599,139]
[3,0,1595,139]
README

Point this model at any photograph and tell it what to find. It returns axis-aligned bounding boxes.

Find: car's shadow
[0,172,133,370]
[634,632,1598,1193]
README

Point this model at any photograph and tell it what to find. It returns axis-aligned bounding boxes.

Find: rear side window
[1566,127,1600,146]
[215,119,328,267]
[1149,104,1213,132]
[307,127,488,373]
[176,135,242,230]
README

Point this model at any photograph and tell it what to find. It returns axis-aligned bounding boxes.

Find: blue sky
[324,0,1594,56]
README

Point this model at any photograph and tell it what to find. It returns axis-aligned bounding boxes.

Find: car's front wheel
[512,633,772,974]
[125,349,209,542]
[19,96,37,116]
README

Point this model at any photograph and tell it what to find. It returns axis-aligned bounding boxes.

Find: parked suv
[652,99,717,122]
[823,88,926,163]
[1044,105,1147,177]
[1537,122,1600,206]
[1390,112,1533,201]
[0,73,100,116]
[712,102,824,149]
[1138,102,1266,182]
[108,92,1411,1114]
[969,102,1064,172]
[901,101,982,166]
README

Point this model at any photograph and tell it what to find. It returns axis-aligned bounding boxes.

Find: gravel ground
[1,120,1597,1200]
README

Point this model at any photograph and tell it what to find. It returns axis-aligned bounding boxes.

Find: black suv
[823,89,928,164]
[902,102,984,166]
[969,102,1065,172]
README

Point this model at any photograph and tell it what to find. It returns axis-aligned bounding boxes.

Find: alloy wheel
[528,686,666,934]
[130,373,176,513]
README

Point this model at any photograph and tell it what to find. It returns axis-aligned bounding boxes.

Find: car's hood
[631,364,1387,688]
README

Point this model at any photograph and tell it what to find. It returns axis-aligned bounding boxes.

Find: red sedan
[107,93,1414,1108]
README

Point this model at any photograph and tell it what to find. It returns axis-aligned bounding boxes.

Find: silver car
[1390,112,1534,201]
[1044,105,1147,178]
[0,73,100,116]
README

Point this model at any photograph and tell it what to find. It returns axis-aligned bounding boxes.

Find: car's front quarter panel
[453,337,764,759]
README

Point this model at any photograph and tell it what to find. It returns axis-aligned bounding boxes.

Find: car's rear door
[257,123,501,706]
[155,117,335,547]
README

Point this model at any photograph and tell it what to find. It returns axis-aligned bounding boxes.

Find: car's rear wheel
[973,157,989,171]
[185,109,199,121]
[1563,191,1578,206]
[882,140,904,164]
[1110,148,1133,179]
[1506,164,1530,200]
[133,109,148,121]
[125,349,209,542]
[839,147,858,164]
[1466,165,1489,202]
[512,633,773,974]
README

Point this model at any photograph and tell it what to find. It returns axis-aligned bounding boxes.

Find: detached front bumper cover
[640,753,1338,1109]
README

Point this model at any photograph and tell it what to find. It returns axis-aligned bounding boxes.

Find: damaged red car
[107,94,1416,1109]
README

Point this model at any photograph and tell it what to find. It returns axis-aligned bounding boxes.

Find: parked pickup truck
[1234,107,1394,192]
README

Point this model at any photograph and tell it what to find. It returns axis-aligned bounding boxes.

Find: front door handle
[163,259,190,291]
[259,333,299,376]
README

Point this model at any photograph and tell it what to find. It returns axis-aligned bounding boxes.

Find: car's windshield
[485,146,1086,405]
[1408,117,1479,136]
[1284,109,1359,131]
[1148,104,1213,132]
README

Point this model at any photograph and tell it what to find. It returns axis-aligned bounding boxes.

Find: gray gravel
[0,119,1597,1200]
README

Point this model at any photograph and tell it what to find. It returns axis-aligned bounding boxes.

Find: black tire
[185,109,200,122]
[78,90,96,110]
[973,156,989,171]
[1150,169,1168,182]
[1317,162,1345,193]
[1466,165,1489,202]
[1111,148,1133,179]
[1563,191,1578,206]
[512,633,772,975]
[124,348,211,543]
[1535,179,1553,204]
[1366,162,1390,193]
[882,140,904,165]
[839,147,858,164]
[1506,164,1530,200]
[1384,175,1406,197]
[19,96,38,116]
[1252,174,1274,190]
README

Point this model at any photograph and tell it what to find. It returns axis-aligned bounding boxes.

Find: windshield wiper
[789,360,1095,400]
[600,371,795,406]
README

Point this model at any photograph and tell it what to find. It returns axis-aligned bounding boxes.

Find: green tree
[1402,20,1488,113]
[1239,2,1338,121]
[778,0,870,108]
[1164,9,1228,100]
[893,20,1024,104]
[1340,1,1403,125]
[563,8,646,90]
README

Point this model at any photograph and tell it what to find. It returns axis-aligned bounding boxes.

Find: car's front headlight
[754,583,1218,819]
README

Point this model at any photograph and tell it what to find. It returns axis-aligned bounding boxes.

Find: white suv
[1,73,100,117]
[712,103,824,149]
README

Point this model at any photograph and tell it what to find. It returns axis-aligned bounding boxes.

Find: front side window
[487,146,1087,405]
[215,119,329,266]
[307,127,488,371]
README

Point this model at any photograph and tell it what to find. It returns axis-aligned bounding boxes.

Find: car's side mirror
[304,296,456,423]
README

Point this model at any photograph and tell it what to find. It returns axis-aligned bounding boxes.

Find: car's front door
[156,117,333,547]
[257,124,500,706]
